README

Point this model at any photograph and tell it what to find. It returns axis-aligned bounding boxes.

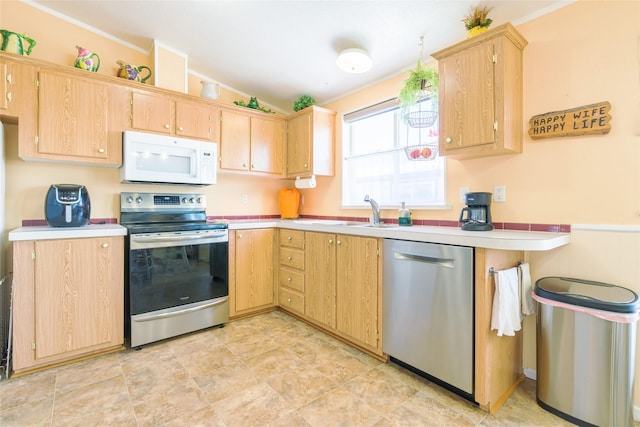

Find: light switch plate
[494,185,506,202]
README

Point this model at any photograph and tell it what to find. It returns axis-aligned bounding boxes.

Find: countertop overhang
[8,224,128,241]
[228,219,570,251]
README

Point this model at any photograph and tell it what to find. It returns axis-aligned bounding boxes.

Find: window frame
[341,98,449,210]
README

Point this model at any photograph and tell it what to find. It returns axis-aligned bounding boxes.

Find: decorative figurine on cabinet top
[74,45,100,72]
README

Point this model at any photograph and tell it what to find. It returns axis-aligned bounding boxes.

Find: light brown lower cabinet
[12,236,124,374]
[335,234,380,350]
[229,228,276,317]
[475,247,525,413]
[281,230,382,357]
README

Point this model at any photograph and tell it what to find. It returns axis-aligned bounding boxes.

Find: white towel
[490,267,522,337]
[519,263,535,315]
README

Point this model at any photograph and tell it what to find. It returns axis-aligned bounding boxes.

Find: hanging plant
[398,60,439,109]
[293,95,316,112]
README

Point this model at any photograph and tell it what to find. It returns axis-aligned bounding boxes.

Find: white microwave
[120,131,217,185]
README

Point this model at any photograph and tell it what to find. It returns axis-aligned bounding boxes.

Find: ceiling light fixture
[336,48,373,74]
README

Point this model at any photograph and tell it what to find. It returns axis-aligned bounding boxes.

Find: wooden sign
[528,101,611,140]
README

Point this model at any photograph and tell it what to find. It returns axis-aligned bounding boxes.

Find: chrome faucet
[364,194,381,224]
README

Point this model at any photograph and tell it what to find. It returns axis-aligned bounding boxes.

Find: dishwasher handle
[393,251,455,268]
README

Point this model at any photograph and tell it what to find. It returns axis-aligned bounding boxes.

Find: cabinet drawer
[279,288,304,314]
[280,230,305,249]
[280,247,304,270]
[279,267,304,293]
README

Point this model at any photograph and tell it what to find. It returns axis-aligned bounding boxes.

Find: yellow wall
[3,0,640,406]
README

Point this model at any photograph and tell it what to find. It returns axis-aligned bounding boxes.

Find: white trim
[571,224,640,233]
[21,0,148,54]
[511,0,576,26]
[523,368,536,381]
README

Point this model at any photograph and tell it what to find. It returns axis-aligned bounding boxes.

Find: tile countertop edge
[8,224,128,241]
[227,220,571,251]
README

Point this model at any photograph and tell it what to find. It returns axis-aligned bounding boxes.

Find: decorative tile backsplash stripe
[22,218,118,226]
[22,215,570,233]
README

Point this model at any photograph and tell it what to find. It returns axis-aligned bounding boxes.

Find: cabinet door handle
[178,126,184,131]
[251,164,255,168]
[287,256,292,260]
[6,74,11,84]
[238,234,243,239]
[304,163,308,168]
[287,236,292,241]
[445,137,453,144]
[101,242,109,248]
[6,92,11,102]
[164,124,170,129]
[98,148,105,153]
[328,239,333,244]
[287,277,292,282]
[337,240,341,245]
[288,298,292,303]
[242,163,248,168]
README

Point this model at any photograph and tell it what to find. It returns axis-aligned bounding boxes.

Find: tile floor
[0,310,575,426]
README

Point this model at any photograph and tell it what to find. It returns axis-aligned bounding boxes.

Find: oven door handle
[132,233,225,244]
[132,298,228,323]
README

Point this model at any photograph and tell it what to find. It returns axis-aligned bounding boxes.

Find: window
[342,98,446,208]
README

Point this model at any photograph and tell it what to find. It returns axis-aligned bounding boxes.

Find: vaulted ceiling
[30,0,571,112]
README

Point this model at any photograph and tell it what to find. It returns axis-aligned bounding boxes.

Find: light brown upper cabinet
[286,106,336,178]
[27,69,123,166]
[0,57,37,120]
[432,23,527,159]
[130,90,218,141]
[219,108,286,176]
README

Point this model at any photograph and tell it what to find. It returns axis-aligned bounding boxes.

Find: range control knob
[189,197,195,203]
[126,196,134,204]
[196,197,202,204]
[182,197,188,204]
[135,197,143,204]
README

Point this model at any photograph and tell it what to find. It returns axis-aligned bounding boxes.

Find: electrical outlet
[459,187,470,203]
[494,185,506,202]
[242,194,248,205]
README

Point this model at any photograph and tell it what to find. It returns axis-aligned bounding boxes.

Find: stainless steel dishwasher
[383,239,474,399]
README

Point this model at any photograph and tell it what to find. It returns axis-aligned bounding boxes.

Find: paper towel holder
[295,175,316,189]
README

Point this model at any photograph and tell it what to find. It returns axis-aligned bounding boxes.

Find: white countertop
[228,219,570,251]
[8,224,128,241]
[8,220,570,251]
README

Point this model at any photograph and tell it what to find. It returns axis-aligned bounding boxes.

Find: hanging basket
[404,111,437,128]
[404,143,439,161]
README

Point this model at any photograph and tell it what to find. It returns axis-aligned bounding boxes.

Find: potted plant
[293,95,316,112]
[398,60,438,109]
[462,5,493,38]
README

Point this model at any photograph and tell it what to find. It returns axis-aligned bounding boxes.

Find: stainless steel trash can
[535,277,640,427]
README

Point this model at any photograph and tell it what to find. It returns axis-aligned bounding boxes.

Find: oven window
[129,241,228,315]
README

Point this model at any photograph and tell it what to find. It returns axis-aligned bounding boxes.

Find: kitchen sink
[349,223,399,228]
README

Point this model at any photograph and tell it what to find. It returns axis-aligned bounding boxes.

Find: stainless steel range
[120,192,229,348]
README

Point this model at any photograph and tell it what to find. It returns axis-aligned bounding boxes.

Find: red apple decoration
[421,147,432,158]
[410,148,421,159]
